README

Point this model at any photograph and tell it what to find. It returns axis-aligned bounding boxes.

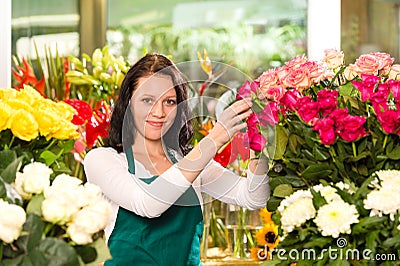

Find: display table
[202,258,262,266]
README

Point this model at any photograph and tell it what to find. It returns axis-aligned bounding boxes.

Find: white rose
[80,183,102,206]
[13,172,32,200]
[12,162,52,199]
[67,223,93,245]
[42,199,75,225]
[71,201,111,234]
[0,200,26,243]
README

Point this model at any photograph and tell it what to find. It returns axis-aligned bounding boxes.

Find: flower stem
[352,142,357,157]
[8,135,15,148]
[44,138,57,150]
[383,135,388,151]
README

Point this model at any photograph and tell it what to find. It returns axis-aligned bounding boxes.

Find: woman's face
[130,74,178,142]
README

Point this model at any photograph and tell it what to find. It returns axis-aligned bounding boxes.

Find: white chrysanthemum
[370,170,400,189]
[313,184,342,202]
[334,181,355,194]
[314,200,359,238]
[363,186,400,221]
[278,190,316,234]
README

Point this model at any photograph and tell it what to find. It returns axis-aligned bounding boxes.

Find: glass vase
[225,204,261,259]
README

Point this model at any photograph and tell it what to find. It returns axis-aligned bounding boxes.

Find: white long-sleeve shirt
[83,147,270,239]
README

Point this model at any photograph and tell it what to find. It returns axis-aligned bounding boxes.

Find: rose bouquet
[234,49,400,204]
[231,49,400,264]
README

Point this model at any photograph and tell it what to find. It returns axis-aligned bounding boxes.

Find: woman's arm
[199,159,270,210]
[83,147,192,218]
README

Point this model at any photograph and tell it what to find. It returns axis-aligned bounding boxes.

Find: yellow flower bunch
[0,86,79,141]
[250,208,280,261]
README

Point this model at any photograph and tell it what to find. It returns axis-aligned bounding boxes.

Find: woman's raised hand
[208,98,253,149]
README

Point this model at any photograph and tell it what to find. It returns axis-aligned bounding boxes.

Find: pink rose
[285,55,308,69]
[259,102,279,126]
[352,74,380,102]
[275,66,290,84]
[388,79,400,100]
[262,85,286,102]
[370,90,389,113]
[256,69,278,93]
[329,108,349,123]
[336,115,368,142]
[237,80,259,99]
[354,53,394,75]
[343,64,359,80]
[388,64,400,80]
[376,110,400,134]
[282,66,311,91]
[322,48,344,69]
[317,89,338,116]
[296,96,320,124]
[247,113,260,128]
[313,118,336,145]
[249,132,267,152]
[280,89,301,111]
[302,61,333,84]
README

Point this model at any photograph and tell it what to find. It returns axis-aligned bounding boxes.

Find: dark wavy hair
[106,53,193,155]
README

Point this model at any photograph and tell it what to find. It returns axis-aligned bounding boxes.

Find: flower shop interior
[1,0,400,265]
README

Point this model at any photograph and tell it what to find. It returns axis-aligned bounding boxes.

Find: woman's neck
[132,138,166,157]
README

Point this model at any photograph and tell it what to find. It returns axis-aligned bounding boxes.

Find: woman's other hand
[208,98,252,149]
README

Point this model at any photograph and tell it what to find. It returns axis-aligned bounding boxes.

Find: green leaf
[74,245,97,264]
[267,196,283,212]
[352,216,387,234]
[1,255,33,266]
[310,188,327,210]
[26,194,45,216]
[0,150,17,170]
[273,125,288,160]
[84,237,112,266]
[32,238,80,266]
[1,156,23,183]
[302,236,331,248]
[382,234,400,248]
[0,177,6,199]
[39,151,58,166]
[386,146,400,160]
[313,146,330,161]
[16,213,44,253]
[273,184,293,198]
[301,164,334,180]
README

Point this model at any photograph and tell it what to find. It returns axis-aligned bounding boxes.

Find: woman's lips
[146,121,164,127]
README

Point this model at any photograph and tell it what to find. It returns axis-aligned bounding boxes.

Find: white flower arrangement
[2,161,112,264]
[272,170,400,264]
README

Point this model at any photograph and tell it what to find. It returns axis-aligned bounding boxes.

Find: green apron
[105,147,204,266]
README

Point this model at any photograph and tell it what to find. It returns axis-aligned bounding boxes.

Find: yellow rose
[0,88,17,100]
[0,100,13,131]
[55,101,76,122]
[5,98,34,113]
[34,107,61,138]
[9,109,39,141]
[49,121,79,140]
[16,85,43,106]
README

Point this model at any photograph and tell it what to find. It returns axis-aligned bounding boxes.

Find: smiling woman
[83,53,270,265]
